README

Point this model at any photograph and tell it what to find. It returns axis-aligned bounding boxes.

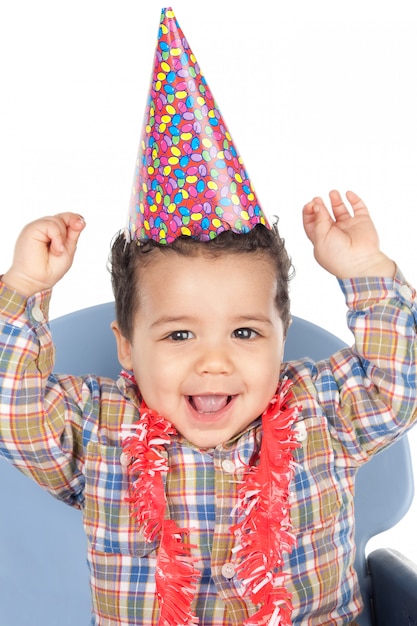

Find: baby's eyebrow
[231,315,273,325]
[151,315,196,329]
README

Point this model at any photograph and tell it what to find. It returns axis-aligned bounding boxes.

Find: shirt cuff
[0,280,52,326]
[338,268,416,311]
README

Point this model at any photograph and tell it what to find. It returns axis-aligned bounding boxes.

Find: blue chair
[0,302,416,625]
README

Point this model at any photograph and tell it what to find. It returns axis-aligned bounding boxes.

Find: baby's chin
[175,422,252,451]
[185,433,231,450]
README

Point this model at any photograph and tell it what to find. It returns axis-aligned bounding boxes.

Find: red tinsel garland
[231,378,301,626]
[122,404,200,625]
[121,379,300,626]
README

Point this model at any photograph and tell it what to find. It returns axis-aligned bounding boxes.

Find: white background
[1,0,416,561]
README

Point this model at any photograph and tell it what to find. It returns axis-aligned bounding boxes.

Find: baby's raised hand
[2,213,86,296]
[302,190,395,279]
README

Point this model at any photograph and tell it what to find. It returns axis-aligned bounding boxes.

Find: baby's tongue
[192,395,229,414]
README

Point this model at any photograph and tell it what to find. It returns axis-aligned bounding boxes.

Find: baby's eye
[168,330,194,341]
[233,328,259,340]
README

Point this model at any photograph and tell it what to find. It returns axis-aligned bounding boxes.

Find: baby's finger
[345,191,370,217]
[329,190,352,220]
[302,197,333,244]
[51,213,86,255]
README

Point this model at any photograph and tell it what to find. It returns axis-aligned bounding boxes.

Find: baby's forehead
[136,248,280,304]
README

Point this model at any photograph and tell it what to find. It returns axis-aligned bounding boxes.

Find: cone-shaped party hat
[127,7,269,243]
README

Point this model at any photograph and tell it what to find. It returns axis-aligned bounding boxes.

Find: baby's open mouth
[189,395,233,414]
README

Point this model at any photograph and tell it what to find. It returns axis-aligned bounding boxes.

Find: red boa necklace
[121,378,300,625]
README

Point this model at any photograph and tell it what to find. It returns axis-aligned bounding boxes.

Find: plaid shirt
[1,270,416,625]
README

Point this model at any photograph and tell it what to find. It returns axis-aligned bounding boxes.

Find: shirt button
[31,305,45,323]
[221,459,236,473]
[399,283,414,301]
[119,451,131,467]
[294,421,307,443]
[221,562,236,579]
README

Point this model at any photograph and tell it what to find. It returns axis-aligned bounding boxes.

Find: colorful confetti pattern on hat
[127,7,269,243]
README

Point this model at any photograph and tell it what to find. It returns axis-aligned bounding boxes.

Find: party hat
[127,7,269,244]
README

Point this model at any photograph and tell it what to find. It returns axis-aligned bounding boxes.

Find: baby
[1,190,416,625]
[1,7,416,625]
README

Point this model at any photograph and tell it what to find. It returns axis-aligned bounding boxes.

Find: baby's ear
[111,321,133,370]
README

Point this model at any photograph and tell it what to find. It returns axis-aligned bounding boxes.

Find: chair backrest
[0,302,413,625]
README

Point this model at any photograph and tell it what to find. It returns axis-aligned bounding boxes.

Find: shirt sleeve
[287,268,417,463]
[0,282,89,508]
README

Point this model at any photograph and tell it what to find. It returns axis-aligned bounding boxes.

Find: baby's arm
[0,214,87,504]
[302,190,395,278]
[300,190,417,456]
[2,213,85,296]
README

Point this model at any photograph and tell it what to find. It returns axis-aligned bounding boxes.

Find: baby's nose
[195,344,233,375]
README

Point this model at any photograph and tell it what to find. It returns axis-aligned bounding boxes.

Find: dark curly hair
[109,222,294,342]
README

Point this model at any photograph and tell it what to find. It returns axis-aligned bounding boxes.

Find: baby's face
[114,250,285,449]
